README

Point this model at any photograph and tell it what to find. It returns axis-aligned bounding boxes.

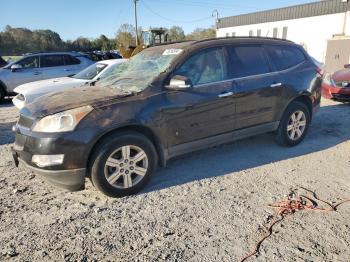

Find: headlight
[32,105,93,133]
[323,73,336,87]
[15,93,25,101]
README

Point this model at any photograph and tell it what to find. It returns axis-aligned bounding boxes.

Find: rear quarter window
[226,45,271,78]
[266,45,306,71]
[65,55,81,65]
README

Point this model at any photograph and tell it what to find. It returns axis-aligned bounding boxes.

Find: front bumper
[11,122,95,191]
[12,148,85,191]
[12,148,86,191]
[322,84,350,101]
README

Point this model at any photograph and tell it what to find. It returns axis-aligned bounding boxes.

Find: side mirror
[11,64,23,72]
[344,64,350,69]
[165,75,192,90]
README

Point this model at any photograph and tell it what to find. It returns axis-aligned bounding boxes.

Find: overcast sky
[0,0,317,40]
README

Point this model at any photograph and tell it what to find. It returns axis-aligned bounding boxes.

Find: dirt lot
[0,98,349,261]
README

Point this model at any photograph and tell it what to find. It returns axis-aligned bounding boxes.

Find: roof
[192,36,293,45]
[146,41,196,52]
[148,37,295,49]
[217,0,350,29]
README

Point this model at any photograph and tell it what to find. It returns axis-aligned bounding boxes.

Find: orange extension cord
[240,187,350,262]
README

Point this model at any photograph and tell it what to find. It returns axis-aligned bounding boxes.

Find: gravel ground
[0,98,349,261]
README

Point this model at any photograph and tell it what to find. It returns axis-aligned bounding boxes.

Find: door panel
[233,74,283,130]
[162,80,236,147]
[7,56,42,89]
[161,47,236,147]
[225,44,283,130]
[39,55,67,80]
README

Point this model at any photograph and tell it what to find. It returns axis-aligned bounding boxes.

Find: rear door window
[175,47,228,86]
[266,45,306,71]
[65,55,81,65]
[40,55,65,68]
[226,45,271,78]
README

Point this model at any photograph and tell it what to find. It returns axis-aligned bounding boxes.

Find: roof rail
[192,36,294,44]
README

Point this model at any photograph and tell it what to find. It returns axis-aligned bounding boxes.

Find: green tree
[168,26,185,41]
[116,23,136,47]
[186,27,216,41]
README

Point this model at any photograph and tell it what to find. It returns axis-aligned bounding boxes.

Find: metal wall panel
[218,0,350,29]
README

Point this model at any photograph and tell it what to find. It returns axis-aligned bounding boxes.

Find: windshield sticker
[163,49,183,56]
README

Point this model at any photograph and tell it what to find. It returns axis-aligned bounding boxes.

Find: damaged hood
[22,85,136,118]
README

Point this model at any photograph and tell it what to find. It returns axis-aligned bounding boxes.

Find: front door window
[175,48,227,86]
[17,56,39,69]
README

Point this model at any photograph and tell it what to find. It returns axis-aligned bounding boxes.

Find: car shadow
[144,102,350,194]
[0,98,17,145]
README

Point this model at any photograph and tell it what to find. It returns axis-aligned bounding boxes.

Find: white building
[216,0,350,63]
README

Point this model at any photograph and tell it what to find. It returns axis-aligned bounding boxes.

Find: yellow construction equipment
[119,28,170,58]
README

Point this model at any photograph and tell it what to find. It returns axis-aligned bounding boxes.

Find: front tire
[276,101,311,147]
[90,132,158,198]
[0,87,5,103]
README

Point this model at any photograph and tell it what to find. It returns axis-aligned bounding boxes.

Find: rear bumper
[12,148,85,191]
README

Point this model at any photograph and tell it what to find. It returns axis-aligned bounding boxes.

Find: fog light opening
[32,154,64,167]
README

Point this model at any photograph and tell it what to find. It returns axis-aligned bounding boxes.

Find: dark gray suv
[0,52,93,101]
[12,37,322,197]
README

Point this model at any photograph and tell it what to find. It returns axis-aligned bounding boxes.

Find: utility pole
[212,9,219,29]
[133,0,139,46]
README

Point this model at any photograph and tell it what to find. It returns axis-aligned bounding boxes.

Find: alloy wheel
[287,110,307,141]
[104,145,148,189]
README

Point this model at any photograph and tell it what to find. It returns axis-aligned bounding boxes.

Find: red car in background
[322,64,350,102]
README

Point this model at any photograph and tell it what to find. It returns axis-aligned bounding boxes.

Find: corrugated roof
[217,0,350,29]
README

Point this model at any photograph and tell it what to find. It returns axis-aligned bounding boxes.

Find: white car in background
[12,59,127,109]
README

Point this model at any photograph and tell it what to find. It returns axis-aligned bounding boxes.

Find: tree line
[0,24,215,56]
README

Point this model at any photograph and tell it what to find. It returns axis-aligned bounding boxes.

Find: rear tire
[90,131,158,198]
[276,101,310,147]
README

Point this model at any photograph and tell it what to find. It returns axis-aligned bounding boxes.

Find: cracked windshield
[97,48,182,92]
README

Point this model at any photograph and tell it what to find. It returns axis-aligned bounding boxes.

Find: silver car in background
[12,59,127,109]
[0,52,94,101]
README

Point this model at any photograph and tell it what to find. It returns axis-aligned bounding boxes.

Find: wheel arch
[0,80,7,94]
[281,94,313,121]
[86,124,167,175]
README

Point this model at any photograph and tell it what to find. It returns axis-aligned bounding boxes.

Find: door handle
[33,72,42,75]
[218,91,234,98]
[64,69,71,71]
[270,83,282,88]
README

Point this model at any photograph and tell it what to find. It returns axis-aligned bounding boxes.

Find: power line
[141,0,213,24]
[150,0,256,10]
